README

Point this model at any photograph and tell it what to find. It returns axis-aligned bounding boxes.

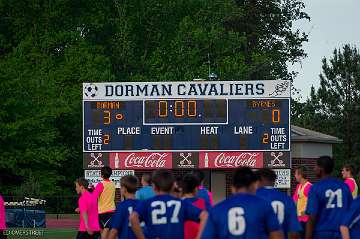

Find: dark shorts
[313,231,341,239]
[76,231,100,239]
[0,230,7,239]
[99,212,114,229]
[300,221,306,239]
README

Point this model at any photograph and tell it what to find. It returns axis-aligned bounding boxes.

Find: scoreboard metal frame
[82,80,291,153]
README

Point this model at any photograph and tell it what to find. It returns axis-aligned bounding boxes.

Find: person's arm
[289,232,300,239]
[340,225,350,239]
[130,212,145,239]
[108,228,119,239]
[195,211,208,239]
[199,210,216,239]
[305,215,315,239]
[293,184,300,202]
[269,231,284,239]
[93,183,104,198]
[82,212,93,235]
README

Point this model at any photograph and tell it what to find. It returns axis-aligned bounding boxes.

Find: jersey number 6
[228,207,246,235]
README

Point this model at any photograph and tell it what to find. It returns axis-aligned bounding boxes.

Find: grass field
[6,228,77,239]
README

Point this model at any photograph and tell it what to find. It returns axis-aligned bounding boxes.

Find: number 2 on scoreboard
[262,133,269,144]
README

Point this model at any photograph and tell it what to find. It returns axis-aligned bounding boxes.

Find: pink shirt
[345,178,357,194]
[184,198,206,239]
[78,191,100,232]
[0,195,5,230]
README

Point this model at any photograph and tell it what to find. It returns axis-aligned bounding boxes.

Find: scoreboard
[83,80,292,177]
[83,80,291,187]
[83,80,290,153]
[84,99,289,151]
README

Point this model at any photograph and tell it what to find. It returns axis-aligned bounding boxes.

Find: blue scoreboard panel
[83,81,291,152]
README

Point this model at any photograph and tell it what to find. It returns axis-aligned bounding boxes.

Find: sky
[289,0,360,101]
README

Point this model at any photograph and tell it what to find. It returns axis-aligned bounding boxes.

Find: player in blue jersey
[200,167,283,239]
[108,175,143,239]
[130,169,208,239]
[256,168,301,239]
[305,156,353,239]
[340,196,360,239]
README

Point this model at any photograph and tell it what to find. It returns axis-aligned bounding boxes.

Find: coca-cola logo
[124,153,170,168]
[214,152,261,168]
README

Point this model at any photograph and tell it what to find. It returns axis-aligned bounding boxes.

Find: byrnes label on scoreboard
[83,80,291,153]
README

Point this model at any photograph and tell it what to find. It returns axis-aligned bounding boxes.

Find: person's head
[182,173,200,196]
[120,175,138,198]
[141,173,152,186]
[315,156,334,178]
[172,176,183,198]
[101,166,112,180]
[295,166,308,183]
[191,169,205,185]
[256,168,277,187]
[232,167,258,194]
[342,164,354,179]
[152,169,175,193]
[75,178,89,195]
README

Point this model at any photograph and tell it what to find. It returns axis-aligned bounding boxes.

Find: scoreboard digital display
[83,81,291,153]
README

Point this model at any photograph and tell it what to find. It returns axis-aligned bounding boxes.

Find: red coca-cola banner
[109,152,172,169]
[199,152,263,169]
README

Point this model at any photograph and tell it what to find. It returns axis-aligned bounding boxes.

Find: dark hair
[182,174,200,194]
[101,166,112,179]
[317,156,334,174]
[256,168,277,183]
[75,177,89,189]
[142,173,152,184]
[343,164,355,175]
[191,169,205,183]
[152,169,175,193]
[121,175,139,194]
[232,167,258,189]
[295,166,308,178]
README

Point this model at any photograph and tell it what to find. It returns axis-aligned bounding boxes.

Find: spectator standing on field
[191,170,213,206]
[135,173,155,200]
[342,164,358,199]
[293,166,312,238]
[93,166,116,239]
[75,178,101,239]
[0,194,6,239]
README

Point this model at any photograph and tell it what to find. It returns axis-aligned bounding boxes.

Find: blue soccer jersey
[341,196,360,238]
[305,177,353,234]
[256,187,302,239]
[201,193,281,239]
[111,199,141,239]
[134,194,202,239]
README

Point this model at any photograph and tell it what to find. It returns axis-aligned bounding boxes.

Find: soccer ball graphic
[84,84,98,97]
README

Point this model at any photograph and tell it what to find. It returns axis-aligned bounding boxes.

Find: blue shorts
[313,231,340,239]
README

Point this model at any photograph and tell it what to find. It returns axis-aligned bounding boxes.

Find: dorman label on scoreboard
[83,81,290,100]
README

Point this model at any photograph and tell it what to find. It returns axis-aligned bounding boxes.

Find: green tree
[293,44,360,168]
[0,0,310,198]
